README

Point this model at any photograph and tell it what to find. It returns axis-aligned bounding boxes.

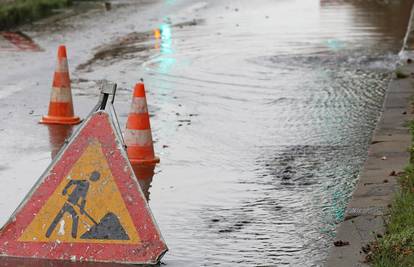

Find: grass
[395,68,410,79]
[0,0,72,30]
[370,122,414,266]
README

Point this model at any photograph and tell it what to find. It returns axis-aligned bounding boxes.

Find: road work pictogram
[18,139,140,245]
[45,171,101,239]
[44,170,129,241]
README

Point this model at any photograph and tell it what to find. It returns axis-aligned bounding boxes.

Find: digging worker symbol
[46,171,101,238]
[45,170,130,240]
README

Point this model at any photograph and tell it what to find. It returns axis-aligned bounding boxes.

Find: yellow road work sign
[19,140,140,244]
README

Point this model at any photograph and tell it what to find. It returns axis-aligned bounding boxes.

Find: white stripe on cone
[124,129,153,146]
[55,59,69,73]
[130,97,148,114]
[50,87,72,102]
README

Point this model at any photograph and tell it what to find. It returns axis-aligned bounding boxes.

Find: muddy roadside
[326,5,414,267]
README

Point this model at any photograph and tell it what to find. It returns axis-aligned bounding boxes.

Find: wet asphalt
[0,0,413,266]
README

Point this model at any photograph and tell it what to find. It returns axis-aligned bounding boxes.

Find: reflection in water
[151,22,177,132]
[154,29,161,40]
[154,28,161,50]
[158,23,176,73]
[47,125,74,159]
[131,164,155,202]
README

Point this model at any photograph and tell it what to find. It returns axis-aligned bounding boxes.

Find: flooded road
[0,0,413,266]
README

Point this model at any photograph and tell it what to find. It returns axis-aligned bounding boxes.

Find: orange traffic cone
[40,45,80,125]
[125,82,160,166]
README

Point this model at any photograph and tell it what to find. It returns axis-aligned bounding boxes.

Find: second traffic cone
[125,82,160,166]
[40,45,80,125]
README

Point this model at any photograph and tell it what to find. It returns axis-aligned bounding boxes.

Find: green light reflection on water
[157,23,176,74]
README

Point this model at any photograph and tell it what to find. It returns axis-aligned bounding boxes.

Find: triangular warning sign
[0,111,167,264]
[19,140,140,244]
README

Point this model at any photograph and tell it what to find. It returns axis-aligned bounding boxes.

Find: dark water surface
[0,0,413,266]
[139,1,413,266]
[144,0,411,266]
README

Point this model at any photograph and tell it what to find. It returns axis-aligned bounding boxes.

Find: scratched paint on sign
[19,140,140,244]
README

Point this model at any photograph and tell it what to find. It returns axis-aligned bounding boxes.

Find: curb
[326,4,414,267]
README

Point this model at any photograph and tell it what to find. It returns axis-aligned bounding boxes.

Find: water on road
[0,0,413,266]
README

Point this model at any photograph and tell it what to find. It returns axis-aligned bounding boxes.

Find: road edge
[325,4,414,267]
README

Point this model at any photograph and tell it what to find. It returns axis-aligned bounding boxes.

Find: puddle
[76,19,204,71]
